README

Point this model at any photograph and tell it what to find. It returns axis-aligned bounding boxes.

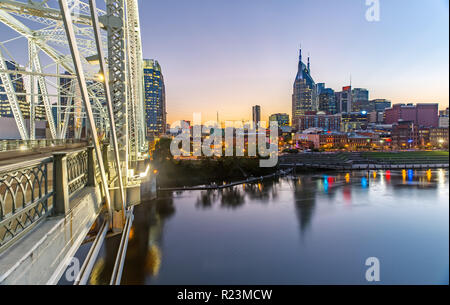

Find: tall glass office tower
[143,59,166,139]
[292,49,317,129]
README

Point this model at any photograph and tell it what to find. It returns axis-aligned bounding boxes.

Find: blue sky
[142,0,448,122]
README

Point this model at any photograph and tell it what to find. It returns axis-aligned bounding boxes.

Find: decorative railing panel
[0,158,53,253]
[67,150,88,196]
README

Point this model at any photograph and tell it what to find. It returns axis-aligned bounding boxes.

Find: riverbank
[279,151,449,171]
[158,168,292,191]
[152,157,277,187]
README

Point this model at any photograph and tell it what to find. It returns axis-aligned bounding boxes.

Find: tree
[152,137,173,163]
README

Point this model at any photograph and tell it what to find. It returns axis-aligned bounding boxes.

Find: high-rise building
[292,49,317,129]
[384,103,439,128]
[1,61,29,119]
[252,105,261,127]
[296,113,341,132]
[316,83,325,95]
[351,88,370,112]
[269,113,290,127]
[143,59,166,139]
[1,61,46,124]
[372,99,392,112]
[335,86,352,113]
[318,87,337,114]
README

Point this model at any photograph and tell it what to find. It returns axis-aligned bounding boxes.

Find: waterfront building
[294,131,348,149]
[292,49,317,129]
[429,127,449,147]
[252,105,261,127]
[143,59,166,139]
[351,88,371,112]
[391,121,419,148]
[418,128,431,147]
[347,134,372,149]
[384,103,439,128]
[269,113,289,127]
[320,132,348,149]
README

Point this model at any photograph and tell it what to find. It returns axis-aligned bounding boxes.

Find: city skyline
[139,0,449,124]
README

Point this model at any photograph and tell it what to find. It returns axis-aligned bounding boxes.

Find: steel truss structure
[0,0,146,178]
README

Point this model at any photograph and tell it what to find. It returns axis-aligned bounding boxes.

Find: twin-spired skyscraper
[292,49,317,129]
[143,59,166,139]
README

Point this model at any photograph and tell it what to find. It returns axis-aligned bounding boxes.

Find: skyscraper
[252,105,261,127]
[335,86,352,113]
[318,87,337,114]
[143,59,166,139]
[372,99,392,112]
[1,61,30,119]
[351,88,370,112]
[292,48,317,129]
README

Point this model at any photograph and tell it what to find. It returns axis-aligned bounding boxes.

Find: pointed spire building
[292,48,317,129]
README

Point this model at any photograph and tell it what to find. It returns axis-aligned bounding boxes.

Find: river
[87,169,449,285]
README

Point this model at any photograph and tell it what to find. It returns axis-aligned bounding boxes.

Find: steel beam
[106,0,128,179]
[0,48,28,140]
[58,0,112,217]
[90,0,126,213]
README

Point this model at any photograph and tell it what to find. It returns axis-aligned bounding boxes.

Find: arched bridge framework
[0,0,147,176]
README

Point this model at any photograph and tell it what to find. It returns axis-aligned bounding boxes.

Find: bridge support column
[53,152,69,216]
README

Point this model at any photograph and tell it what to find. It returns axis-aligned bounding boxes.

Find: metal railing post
[87,146,96,187]
[53,152,69,215]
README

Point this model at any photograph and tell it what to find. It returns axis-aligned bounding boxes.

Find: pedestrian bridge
[0,145,156,284]
[0,0,152,285]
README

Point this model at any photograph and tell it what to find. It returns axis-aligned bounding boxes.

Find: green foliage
[152,155,277,187]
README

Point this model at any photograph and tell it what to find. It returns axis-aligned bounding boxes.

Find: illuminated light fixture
[96,73,105,82]
[139,165,151,178]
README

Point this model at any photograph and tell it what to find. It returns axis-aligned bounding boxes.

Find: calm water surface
[91,169,449,285]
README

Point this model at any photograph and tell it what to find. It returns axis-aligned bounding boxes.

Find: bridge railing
[0,139,87,153]
[0,157,53,253]
[0,146,99,254]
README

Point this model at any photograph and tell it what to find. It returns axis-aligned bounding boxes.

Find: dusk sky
[138,0,449,123]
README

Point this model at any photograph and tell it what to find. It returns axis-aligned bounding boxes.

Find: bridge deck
[0,186,103,285]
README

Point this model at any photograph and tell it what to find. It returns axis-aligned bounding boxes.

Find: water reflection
[94,169,448,285]
[292,176,316,234]
[106,192,176,284]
